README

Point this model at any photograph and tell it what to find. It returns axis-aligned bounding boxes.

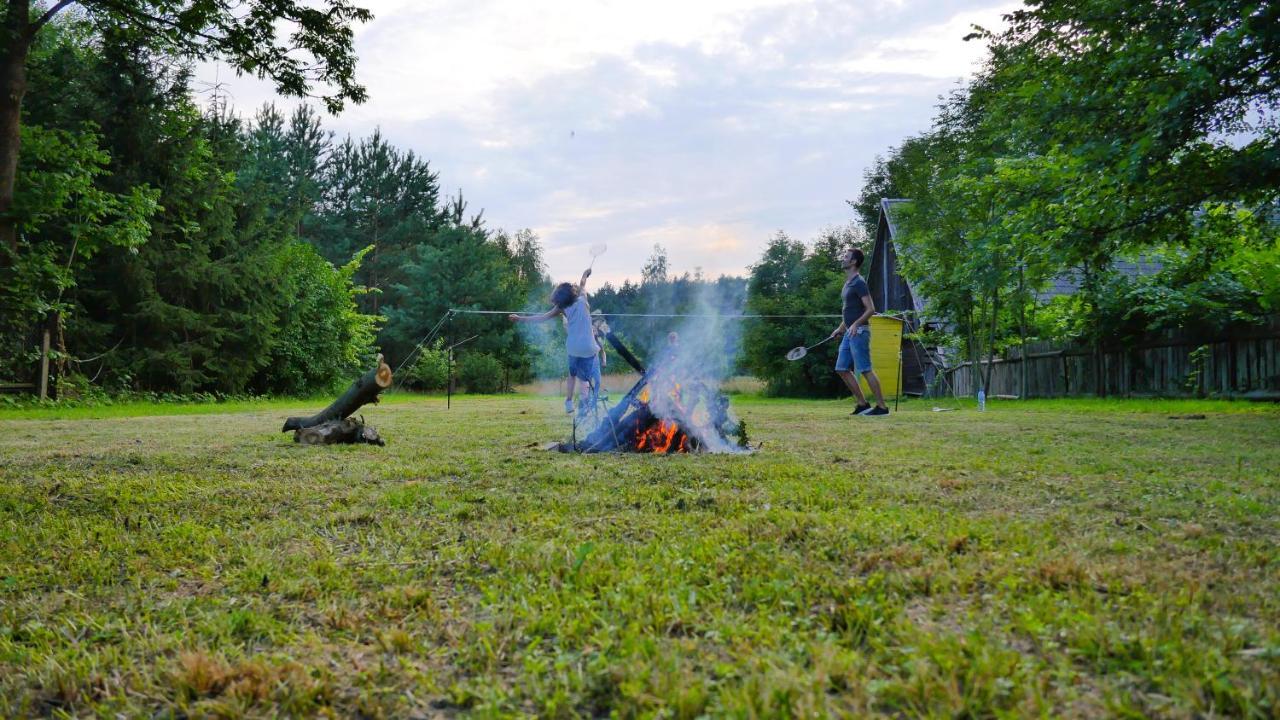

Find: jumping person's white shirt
[563,296,600,358]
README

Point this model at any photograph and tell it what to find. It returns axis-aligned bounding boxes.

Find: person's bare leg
[861,370,887,408]
[565,376,576,405]
[837,370,868,404]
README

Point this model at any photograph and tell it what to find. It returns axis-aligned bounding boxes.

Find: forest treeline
[3,1,1277,400]
[0,15,550,396]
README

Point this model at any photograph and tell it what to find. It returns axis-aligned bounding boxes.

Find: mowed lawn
[1,395,1277,718]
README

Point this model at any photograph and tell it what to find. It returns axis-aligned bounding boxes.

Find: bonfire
[554,331,749,454]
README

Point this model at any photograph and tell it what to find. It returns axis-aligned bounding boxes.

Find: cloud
[194,0,1014,287]
[818,3,1015,79]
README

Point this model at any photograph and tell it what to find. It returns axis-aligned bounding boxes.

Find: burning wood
[554,336,749,454]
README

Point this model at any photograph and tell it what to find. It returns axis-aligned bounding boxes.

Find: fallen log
[282,354,392,433]
[295,417,385,446]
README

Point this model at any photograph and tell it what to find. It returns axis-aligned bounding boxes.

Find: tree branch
[29,0,76,35]
[80,0,225,46]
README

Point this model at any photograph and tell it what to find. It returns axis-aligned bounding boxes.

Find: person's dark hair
[550,282,578,309]
[848,248,865,269]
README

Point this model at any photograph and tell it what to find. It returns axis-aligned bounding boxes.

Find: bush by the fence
[458,352,505,394]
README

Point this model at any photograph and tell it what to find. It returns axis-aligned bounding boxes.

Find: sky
[197,0,1017,287]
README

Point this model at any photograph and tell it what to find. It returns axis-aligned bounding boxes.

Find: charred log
[603,331,645,373]
[282,354,392,432]
[294,417,385,446]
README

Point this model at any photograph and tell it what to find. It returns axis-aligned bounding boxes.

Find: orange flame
[636,419,683,453]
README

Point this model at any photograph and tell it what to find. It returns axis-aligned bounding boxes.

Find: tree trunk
[983,287,1000,395]
[0,0,30,259]
[37,322,50,400]
[282,354,392,432]
[966,307,977,395]
[1018,264,1028,400]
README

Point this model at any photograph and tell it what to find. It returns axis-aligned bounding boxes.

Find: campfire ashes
[552,331,751,454]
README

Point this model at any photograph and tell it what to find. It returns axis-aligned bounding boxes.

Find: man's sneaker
[861,406,889,416]
[851,403,871,415]
[565,399,574,414]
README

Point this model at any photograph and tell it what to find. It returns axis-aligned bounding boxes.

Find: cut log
[282,354,393,432]
[294,417,385,446]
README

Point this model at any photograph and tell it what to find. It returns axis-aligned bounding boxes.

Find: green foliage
[1,14,528,399]
[742,227,866,396]
[10,124,157,246]
[853,0,1280,374]
[0,122,158,379]
[1044,204,1280,344]
[384,226,535,369]
[260,243,379,395]
[19,0,372,114]
[1184,345,1210,395]
[402,340,449,391]
[457,352,505,394]
[300,127,545,378]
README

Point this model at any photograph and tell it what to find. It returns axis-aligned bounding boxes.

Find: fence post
[37,311,57,401]
[38,325,51,401]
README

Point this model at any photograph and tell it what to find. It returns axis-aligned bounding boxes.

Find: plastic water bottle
[977,389,986,412]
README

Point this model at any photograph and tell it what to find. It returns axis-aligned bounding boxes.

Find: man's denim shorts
[835,326,872,373]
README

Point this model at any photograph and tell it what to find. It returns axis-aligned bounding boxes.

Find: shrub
[402,340,449,391]
[458,352,505,394]
[260,243,380,396]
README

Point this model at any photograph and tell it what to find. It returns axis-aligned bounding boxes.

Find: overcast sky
[198,0,1015,286]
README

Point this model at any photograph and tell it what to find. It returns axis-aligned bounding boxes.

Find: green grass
[1,395,1277,717]
[0,391,432,422]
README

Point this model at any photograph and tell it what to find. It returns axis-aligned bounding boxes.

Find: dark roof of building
[876,198,923,313]
[879,198,910,239]
[1038,260,1164,300]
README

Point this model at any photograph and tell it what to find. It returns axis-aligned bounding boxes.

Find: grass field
[1,395,1277,718]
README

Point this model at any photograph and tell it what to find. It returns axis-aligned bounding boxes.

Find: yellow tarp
[859,315,903,398]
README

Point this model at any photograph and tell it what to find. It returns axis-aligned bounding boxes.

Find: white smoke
[641,283,747,454]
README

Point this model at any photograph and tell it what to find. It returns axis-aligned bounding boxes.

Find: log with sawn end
[282,354,393,435]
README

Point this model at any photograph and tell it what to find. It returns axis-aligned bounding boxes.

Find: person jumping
[830,247,889,416]
[509,268,601,415]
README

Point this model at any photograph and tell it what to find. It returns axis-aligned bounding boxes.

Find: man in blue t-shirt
[829,248,888,416]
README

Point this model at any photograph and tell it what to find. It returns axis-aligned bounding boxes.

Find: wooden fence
[943,316,1280,399]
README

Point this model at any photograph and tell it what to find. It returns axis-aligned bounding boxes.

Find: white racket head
[786,346,807,361]
[589,243,607,258]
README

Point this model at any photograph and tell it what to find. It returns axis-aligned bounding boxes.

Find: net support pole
[446,311,453,410]
[895,348,903,412]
